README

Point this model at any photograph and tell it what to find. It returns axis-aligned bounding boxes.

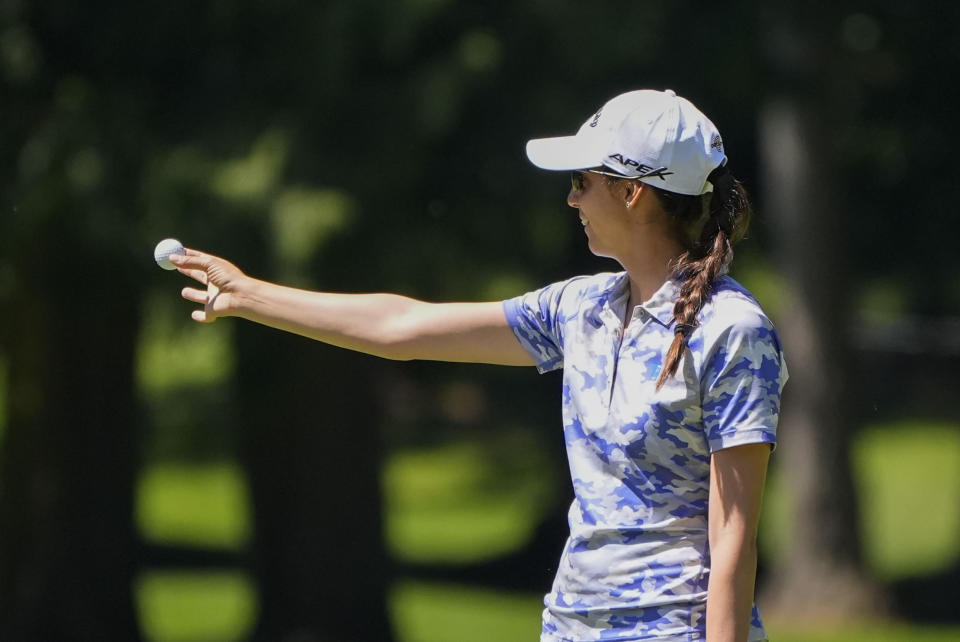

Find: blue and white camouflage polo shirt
[503,271,787,642]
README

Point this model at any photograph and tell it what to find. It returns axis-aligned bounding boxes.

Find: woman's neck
[620,240,683,308]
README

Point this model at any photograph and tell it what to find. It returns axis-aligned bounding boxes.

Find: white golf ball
[154,238,185,270]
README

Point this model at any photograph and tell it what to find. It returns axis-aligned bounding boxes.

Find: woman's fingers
[182,287,214,323]
[168,249,213,271]
[181,287,207,304]
[177,267,209,285]
[182,280,225,323]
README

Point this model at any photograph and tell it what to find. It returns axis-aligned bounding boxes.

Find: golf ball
[154,238,185,270]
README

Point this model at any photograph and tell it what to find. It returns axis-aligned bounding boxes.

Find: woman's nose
[567,187,580,208]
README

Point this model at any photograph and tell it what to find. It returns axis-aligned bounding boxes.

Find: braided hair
[647,165,753,389]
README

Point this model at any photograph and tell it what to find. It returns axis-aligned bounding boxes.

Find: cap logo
[608,153,674,181]
[711,134,723,153]
[589,108,603,128]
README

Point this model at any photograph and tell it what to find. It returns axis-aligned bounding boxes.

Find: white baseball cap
[525,89,727,196]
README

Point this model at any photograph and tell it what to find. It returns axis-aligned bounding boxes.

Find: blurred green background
[2,1,959,641]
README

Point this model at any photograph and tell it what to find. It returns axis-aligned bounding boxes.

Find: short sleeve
[502,278,583,374]
[701,312,788,453]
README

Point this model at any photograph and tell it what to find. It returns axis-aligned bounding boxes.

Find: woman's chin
[587,245,613,260]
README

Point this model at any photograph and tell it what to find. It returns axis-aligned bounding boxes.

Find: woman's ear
[624,182,644,209]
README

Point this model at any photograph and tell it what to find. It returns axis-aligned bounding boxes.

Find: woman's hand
[170,248,249,323]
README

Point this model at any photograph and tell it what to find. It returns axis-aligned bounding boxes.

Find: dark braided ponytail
[652,165,753,389]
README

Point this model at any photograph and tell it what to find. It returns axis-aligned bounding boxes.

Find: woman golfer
[170,89,786,642]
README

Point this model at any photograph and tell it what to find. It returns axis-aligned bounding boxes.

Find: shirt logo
[608,153,674,180]
[711,134,723,153]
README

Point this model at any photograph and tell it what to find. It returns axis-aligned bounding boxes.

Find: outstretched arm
[705,443,771,642]
[170,248,534,366]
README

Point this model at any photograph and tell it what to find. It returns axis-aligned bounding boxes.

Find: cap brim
[525,135,606,171]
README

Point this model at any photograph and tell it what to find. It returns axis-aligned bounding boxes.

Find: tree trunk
[0,231,142,641]
[758,3,884,618]
[236,324,394,642]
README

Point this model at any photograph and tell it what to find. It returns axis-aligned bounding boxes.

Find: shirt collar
[595,271,680,329]
[641,276,681,327]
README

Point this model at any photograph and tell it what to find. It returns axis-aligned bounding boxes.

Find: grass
[391,581,543,642]
[136,462,251,550]
[136,574,960,642]
[852,422,960,578]
[136,291,235,394]
[136,421,960,641]
[137,571,256,642]
[383,438,556,562]
[764,620,960,642]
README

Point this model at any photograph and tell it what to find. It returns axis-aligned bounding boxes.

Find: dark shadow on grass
[890,564,960,624]
[394,505,567,594]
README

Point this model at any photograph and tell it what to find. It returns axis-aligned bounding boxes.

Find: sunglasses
[569,168,640,191]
